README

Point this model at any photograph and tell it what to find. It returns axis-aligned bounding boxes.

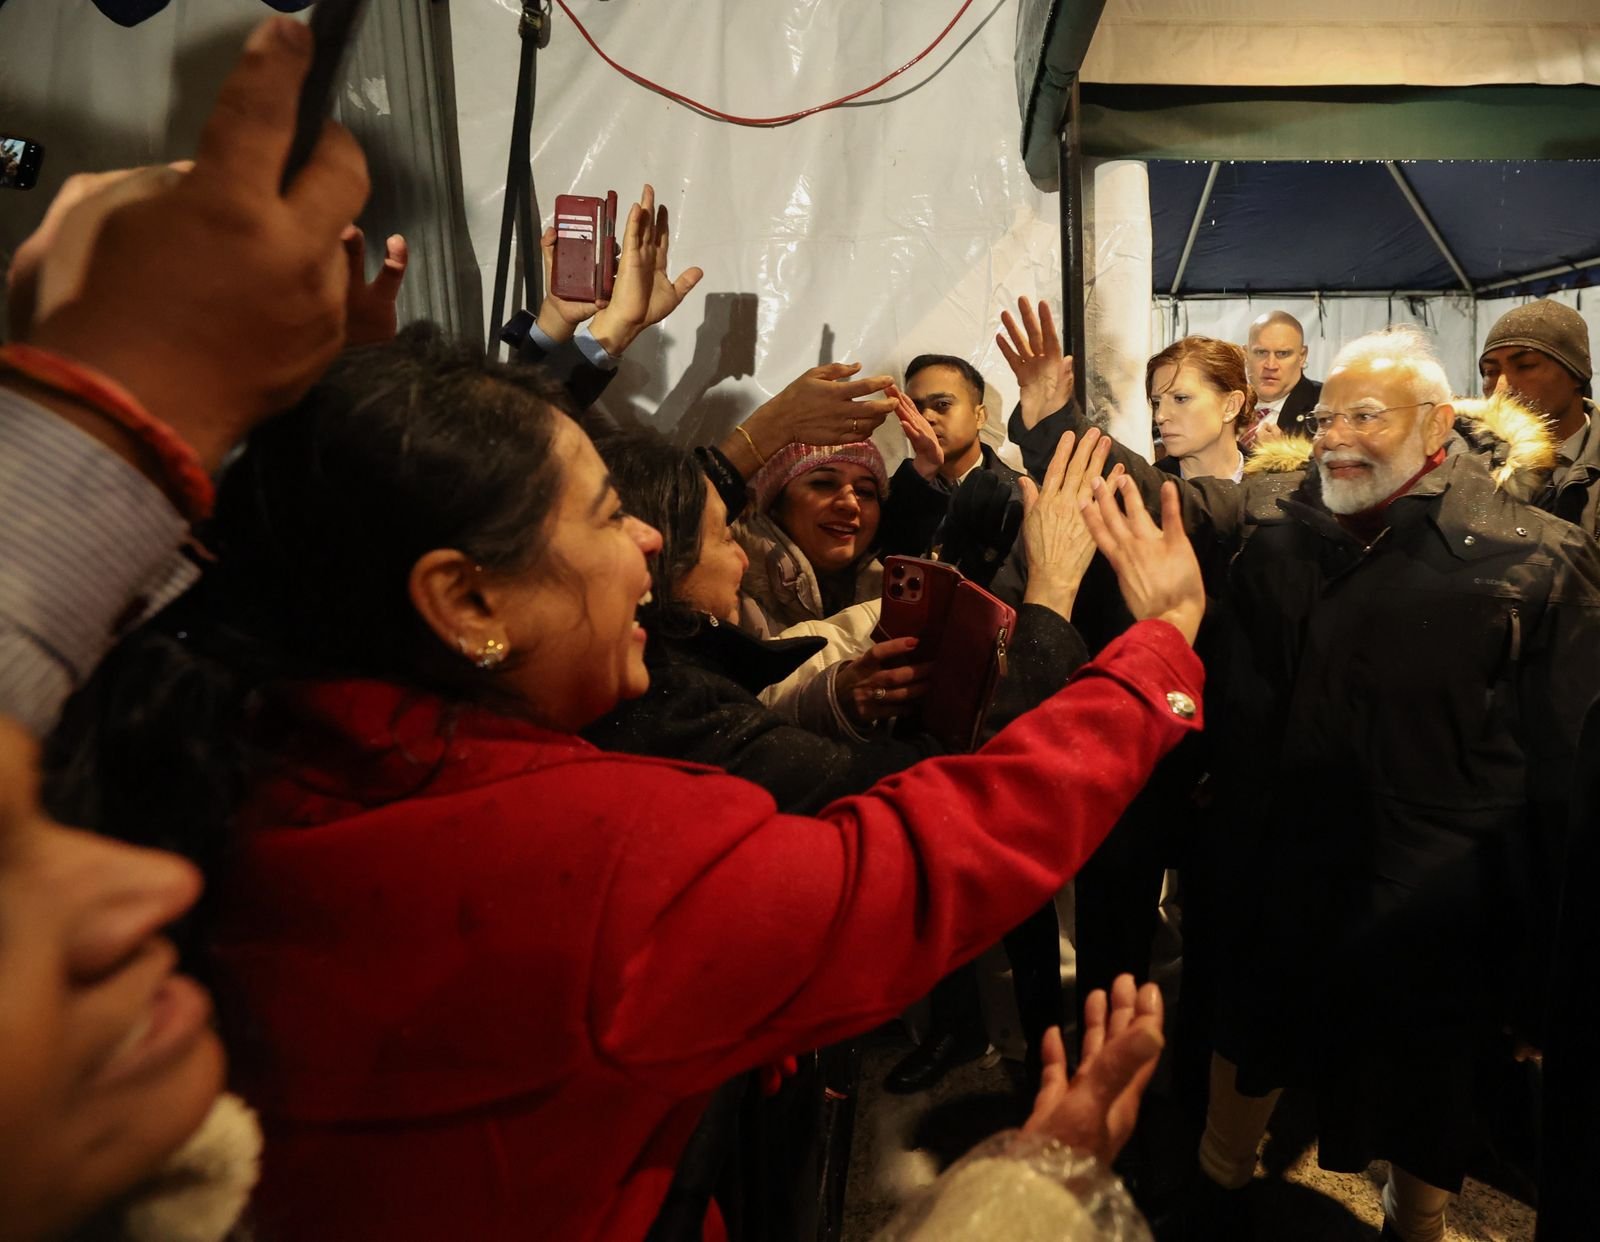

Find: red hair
[1146,336,1259,438]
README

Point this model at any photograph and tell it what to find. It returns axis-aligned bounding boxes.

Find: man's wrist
[535,300,579,345]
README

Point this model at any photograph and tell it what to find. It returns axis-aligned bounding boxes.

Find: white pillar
[1084,159,1154,457]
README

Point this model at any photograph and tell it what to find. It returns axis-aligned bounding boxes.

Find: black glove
[935,469,1024,589]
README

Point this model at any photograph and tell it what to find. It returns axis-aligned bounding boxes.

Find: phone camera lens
[889,583,904,599]
[908,577,922,591]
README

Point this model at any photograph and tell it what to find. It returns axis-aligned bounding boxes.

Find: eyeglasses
[1309,401,1436,437]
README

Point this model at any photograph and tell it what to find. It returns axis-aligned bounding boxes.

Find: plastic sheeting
[1080,0,1600,88]
[451,0,1060,461]
[877,1131,1153,1242]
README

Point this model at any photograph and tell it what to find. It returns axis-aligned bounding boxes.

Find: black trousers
[926,898,1064,1071]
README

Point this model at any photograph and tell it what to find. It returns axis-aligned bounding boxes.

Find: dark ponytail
[44,324,574,884]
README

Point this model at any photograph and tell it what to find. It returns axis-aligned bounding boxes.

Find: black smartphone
[0,137,44,190]
[281,0,371,190]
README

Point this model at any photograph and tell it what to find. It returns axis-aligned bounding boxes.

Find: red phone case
[551,192,618,302]
[877,556,1016,751]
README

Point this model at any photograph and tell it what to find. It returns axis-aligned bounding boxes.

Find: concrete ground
[840,1026,1536,1241]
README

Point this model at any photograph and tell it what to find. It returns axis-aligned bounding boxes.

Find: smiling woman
[738,440,891,629]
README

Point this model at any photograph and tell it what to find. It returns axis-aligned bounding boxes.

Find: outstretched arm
[997,295,1245,557]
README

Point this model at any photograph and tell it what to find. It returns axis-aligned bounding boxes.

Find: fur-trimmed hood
[734,510,883,633]
[1241,391,1557,501]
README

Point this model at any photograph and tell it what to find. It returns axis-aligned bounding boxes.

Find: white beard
[1316,437,1429,515]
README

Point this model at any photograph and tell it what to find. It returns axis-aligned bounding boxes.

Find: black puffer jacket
[1012,393,1600,1190]
[584,604,1088,816]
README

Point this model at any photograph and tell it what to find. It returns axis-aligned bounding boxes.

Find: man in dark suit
[1245,310,1322,441]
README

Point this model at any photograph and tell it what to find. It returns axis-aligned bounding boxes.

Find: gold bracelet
[734,423,768,466]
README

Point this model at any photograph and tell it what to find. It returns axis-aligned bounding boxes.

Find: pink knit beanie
[750,441,889,513]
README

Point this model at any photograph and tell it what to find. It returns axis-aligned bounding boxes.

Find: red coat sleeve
[585,619,1203,1091]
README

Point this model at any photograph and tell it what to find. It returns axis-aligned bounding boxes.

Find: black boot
[883,1032,989,1094]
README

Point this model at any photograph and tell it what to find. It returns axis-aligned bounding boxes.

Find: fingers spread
[672,266,704,299]
[1081,1023,1165,1105]
[837,374,895,399]
[1080,986,1108,1064]
[1040,299,1061,357]
[653,203,670,267]
[1040,428,1079,495]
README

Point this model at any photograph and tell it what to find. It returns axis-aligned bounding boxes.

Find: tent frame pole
[1170,161,1220,296]
[1476,253,1600,296]
[1156,290,1474,301]
[1385,162,1473,296]
[1058,75,1088,396]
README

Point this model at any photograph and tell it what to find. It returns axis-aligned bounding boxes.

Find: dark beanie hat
[1481,299,1592,381]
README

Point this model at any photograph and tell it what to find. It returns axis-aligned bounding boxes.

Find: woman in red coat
[140,327,1206,1240]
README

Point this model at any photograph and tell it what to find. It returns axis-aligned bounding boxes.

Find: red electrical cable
[550,0,978,127]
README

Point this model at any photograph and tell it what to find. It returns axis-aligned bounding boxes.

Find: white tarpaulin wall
[451,0,1059,463]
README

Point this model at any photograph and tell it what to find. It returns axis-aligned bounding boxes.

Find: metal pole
[1386,162,1474,297]
[1476,253,1600,296]
[1058,75,1088,394]
[1170,161,1219,296]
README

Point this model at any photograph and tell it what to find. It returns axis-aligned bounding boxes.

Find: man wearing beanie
[1480,298,1599,538]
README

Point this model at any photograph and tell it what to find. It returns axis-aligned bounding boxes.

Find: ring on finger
[873,687,887,701]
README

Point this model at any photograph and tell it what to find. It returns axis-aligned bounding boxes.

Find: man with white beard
[1000,315,1600,1241]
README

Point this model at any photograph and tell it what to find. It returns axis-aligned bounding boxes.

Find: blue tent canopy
[1151,160,1600,298]
[84,0,311,27]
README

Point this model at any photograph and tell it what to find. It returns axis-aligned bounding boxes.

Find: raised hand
[589,183,704,355]
[1017,425,1118,619]
[996,296,1075,431]
[341,227,408,348]
[1022,974,1165,1167]
[723,363,899,476]
[888,382,944,480]
[1080,474,1205,645]
[25,16,370,472]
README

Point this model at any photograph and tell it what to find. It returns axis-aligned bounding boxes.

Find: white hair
[1328,325,1452,407]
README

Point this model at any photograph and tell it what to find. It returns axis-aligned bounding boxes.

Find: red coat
[208,621,1201,1241]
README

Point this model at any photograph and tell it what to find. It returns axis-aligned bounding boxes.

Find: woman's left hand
[835,636,930,726]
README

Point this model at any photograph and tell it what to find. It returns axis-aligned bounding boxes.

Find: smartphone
[281,0,372,190]
[0,137,43,190]
[877,556,1016,751]
[551,192,619,303]
[877,557,963,650]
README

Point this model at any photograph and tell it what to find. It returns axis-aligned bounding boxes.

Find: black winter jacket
[1012,394,1600,1188]
[583,604,1087,816]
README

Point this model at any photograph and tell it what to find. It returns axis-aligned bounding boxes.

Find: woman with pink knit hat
[738,438,893,632]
